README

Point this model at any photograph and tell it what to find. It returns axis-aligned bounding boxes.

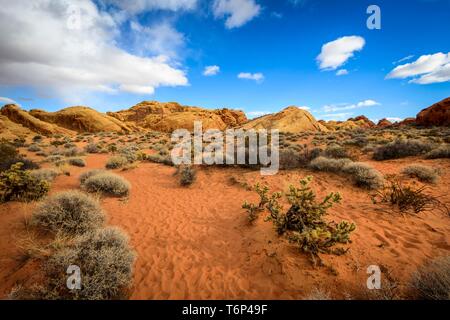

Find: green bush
[242,183,269,222]
[0,163,50,202]
[84,143,100,154]
[402,165,439,183]
[82,172,130,197]
[31,190,105,235]
[105,156,128,169]
[410,256,450,300]
[373,139,434,160]
[248,176,355,265]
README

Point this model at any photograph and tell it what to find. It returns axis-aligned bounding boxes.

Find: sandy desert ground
[0,128,449,300]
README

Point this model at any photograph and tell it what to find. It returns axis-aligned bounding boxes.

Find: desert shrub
[304,288,332,300]
[67,158,86,167]
[147,154,173,166]
[309,156,351,173]
[46,155,63,163]
[27,144,41,152]
[84,143,99,154]
[342,162,384,189]
[373,139,434,160]
[242,183,269,222]
[105,156,128,169]
[79,169,105,184]
[324,145,351,159]
[177,165,196,186]
[372,179,446,214]
[402,165,439,183]
[22,227,135,300]
[279,148,321,170]
[425,145,450,159]
[31,190,105,235]
[247,176,355,265]
[63,147,83,157]
[82,172,130,197]
[0,142,19,161]
[32,135,43,142]
[119,145,139,162]
[0,163,50,202]
[0,157,40,172]
[410,256,450,300]
[30,168,59,182]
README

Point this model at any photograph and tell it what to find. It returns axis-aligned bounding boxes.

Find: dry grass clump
[78,169,105,184]
[309,157,383,189]
[81,172,130,197]
[84,143,100,154]
[309,156,351,173]
[410,256,450,300]
[42,227,135,300]
[105,156,128,169]
[372,179,447,214]
[176,165,196,186]
[373,139,434,160]
[304,288,332,300]
[27,144,41,152]
[67,158,86,167]
[342,162,384,189]
[402,164,439,183]
[425,145,450,159]
[30,168,59,182]
[30,190,105,235]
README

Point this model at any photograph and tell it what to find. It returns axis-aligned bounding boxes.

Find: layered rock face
[377,119,392,127]
[0,104,73,135]
[241,106,328,133]
[416,97,450,126]
[30,106,133,133]
[108,101,247,132]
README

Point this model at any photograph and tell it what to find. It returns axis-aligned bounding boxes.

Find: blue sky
[0,0,449,123]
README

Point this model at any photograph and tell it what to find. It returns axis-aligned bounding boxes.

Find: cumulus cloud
[386,53,450,84]
[323,99,380,113]
[238,72,264,82]
[213,0,261,29]
[0,97,19,106]
[393,55,414,65]
[0,1,188,103]
[336,69,349,76]
[203,65,220,76]
[386,117,403,123]
[103,0,198,14]
[317,36,365,71]
[320,112,354,120]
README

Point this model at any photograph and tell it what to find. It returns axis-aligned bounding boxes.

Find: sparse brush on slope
[373,139,434,160]
[425,145,450,159]
[402,164,440,183]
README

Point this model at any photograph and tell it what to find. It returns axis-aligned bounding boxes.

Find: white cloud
[103,0,198,14]
[203,65,220,76]
[393,55,414,65]
[0,97,19,106]
[213,0,261,29]
[0,1,188,103]
[323,99,380,113]
[336,69,349,76]
[321,112,353,120]
[298,106,310,110]
[386,53,450,84]
[238,72,264,82]
[386,117,403,123]
[246,111,271,118]
[129,21,185,60]
[317,36,365,71]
